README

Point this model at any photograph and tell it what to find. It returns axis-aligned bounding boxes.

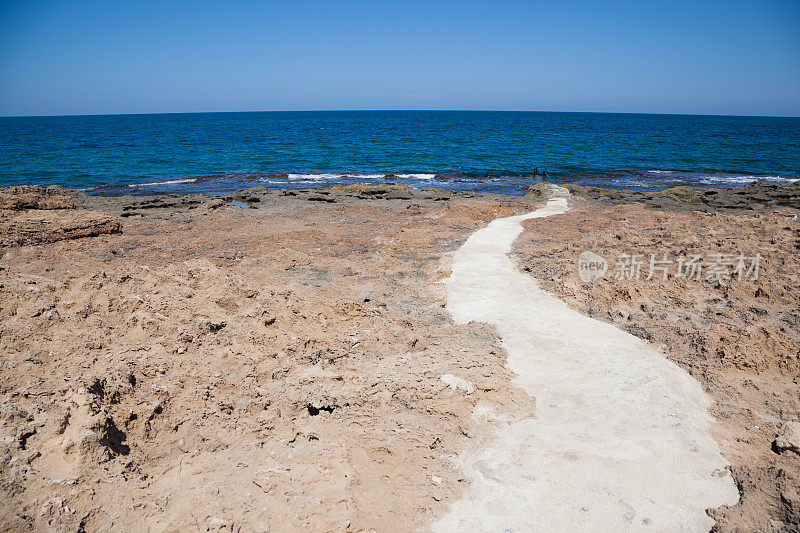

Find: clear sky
[0,0,798,117]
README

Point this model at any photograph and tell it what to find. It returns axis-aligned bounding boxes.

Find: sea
[0,111,798,196]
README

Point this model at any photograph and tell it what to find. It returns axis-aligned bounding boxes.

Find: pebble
[440,374,474,394]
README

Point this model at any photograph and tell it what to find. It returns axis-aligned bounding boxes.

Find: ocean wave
[130,178,198,187]
[82,169,798,198]
[286,173,339,181]
[608,179,650,188]
[635,170,799,185]
[696,175,797,184]
[395,173,437,180]
[263,174,434,185]
[346,173,386,180]
[286,173,387,181]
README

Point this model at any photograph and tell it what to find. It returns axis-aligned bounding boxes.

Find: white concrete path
[434,186,738,532]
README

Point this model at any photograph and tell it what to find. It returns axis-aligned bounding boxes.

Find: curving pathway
[434,186,739,531]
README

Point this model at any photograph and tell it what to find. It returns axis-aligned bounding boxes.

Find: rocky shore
[1,180,798,531]
[516,181,800,531]
[0,183,536,531]
[561,180,800,214]
[0,186,121,247]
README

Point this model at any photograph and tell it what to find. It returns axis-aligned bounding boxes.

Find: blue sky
[0,0,798,116]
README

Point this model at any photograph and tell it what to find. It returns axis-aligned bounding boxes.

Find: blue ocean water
[0,111,798,196]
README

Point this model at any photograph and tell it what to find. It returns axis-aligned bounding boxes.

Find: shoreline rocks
[0,186,121,246]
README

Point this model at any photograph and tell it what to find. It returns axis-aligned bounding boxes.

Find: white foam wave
[698,175,797,184]
[276,172,437,182]
[346,173,385,180]
[610,179,650,188]
[640,171,798,185]
[130,178,197,187]
[395,173,437,180]
[286,173,388,181]
[286,173,339,181]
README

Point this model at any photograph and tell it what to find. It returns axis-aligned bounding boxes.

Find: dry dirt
[513,197,800,532]
[3,182,800,532]
[0,186,537,531]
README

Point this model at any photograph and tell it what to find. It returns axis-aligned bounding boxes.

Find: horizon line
[2,109,799,120]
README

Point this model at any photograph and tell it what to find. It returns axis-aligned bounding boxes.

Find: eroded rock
[1,210,121,246]
[774,422,800,456]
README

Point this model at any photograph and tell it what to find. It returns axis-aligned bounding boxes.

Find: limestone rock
[0,210,121,246]
[440,374,474,394]
[203,198,225,210]
[0,185,76,210]
[525,184,545,198]
[774,422,800,455]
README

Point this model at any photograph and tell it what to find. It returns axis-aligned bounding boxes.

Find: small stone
[440,374,474,394]
[773,422,800,455]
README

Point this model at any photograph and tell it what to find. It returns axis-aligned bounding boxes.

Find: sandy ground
[514,184,800,531]
[1,181,798,531]
[1,185,536,531]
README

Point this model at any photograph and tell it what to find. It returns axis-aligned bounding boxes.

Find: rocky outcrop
[0,186,121,246]
[565,180,800,213]
[331,183,410,195]
[0,185,76,210]
[1,210,121,246]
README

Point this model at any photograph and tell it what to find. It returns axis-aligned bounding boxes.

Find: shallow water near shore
[1,111,798,195]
